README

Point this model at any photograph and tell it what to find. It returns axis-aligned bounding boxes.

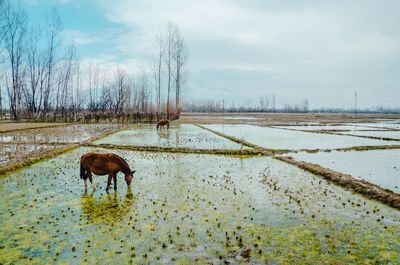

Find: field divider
[84,143,267,156]
[269,126,400,142]
[275,155,400,210]
[0,141,72,146]
[0,123,70,134]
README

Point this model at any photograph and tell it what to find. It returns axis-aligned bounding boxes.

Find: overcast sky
[25,0,400,109]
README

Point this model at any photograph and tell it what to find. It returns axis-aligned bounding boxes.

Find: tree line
[0,0,188,122]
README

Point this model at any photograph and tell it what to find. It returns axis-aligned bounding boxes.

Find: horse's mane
[112,154,131,173]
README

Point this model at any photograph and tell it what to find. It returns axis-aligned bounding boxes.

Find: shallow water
[0,147,399,264]
[348,123,400,130]
[338,130,400,140]
[0,124,126,143]
[289,149,400,193]
[223,116,261,120]
[0,144,62,167]
[94,124,245,149]
[204,124,391,150]
[275,125,386,131]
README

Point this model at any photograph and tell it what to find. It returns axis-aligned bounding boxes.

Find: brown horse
[80,152,135,191]
[156,119,170,130]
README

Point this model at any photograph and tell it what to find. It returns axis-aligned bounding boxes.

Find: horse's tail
[167,120,170,129]
[156,123,160,130]
[80,160,86,179]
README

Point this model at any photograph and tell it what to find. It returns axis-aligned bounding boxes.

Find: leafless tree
[2,1,27,120]
[172,25,188,115]
[152,32,164,114]
[24,27,48,118]
[43,8,61,115]
[57,45,76,118]
[113,69,128,113]
[0,0,8,47]
[138,71,151,112]
[164,22,175,119]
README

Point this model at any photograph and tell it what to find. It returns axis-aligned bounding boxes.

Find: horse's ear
[131,170,136,174]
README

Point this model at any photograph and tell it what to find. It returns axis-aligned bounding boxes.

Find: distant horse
[157,119,170,130]
[80,152,136,191]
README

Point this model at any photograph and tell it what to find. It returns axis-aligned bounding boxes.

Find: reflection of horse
[157,130,170,140]
[156,119,170,130]
[80,153,135,191]
[81,188,135,224]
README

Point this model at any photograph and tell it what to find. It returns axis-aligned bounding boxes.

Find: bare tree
[24,27,48,118]
[43,8,61,115]
[152,32,164,114]
[164,22,175,119]
[0,0,8,47]
[3,2,27,120]
[172,25,188,116]
[113,69,128,113]
[138,71,150,112]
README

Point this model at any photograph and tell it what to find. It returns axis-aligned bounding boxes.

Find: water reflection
[81,188,135,224]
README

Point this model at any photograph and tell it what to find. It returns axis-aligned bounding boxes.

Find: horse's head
[125,170,136,187]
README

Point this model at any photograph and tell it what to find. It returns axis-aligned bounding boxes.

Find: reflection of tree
[81,188,135,224]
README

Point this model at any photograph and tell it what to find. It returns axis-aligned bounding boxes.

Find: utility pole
[222,99,225,113]
[354,91,357,119]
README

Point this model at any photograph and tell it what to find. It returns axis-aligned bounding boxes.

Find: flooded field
[288,149,400,193]
[348,123,400,130]
[0,124,127,144]
[274,125,387,132]
[94,124,245,149]
[204,124,391,150]
[0,144,62,167]
[338,130,400,140]
[1,147,399,264]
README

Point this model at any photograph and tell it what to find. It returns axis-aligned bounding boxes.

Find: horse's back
[81,153,122,175]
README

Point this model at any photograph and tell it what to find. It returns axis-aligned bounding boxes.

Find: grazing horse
[80,152,135,191]
[156,119,170,130]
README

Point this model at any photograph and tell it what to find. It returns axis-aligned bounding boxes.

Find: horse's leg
[84,178,88,190]
[113,174,117,190]
[88,171,95,190]
[106,174,113,191]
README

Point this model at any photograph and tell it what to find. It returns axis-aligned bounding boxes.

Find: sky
[23,0,400,109]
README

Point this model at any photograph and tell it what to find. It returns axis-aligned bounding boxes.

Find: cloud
[90,0,400,108]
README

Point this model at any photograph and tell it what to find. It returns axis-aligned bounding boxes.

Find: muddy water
[0,147,399,264]
[0,124,126,143]
[94,124,245,149]
[204,124,392,150]
[289,149,400,193]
